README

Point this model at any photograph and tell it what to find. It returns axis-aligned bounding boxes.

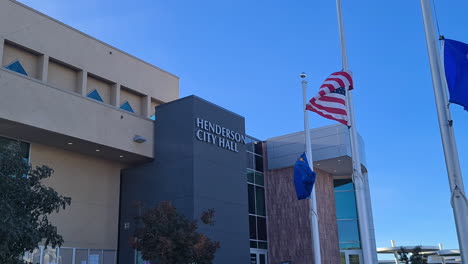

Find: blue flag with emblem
[293,152,316,200]
[444,39,468,110]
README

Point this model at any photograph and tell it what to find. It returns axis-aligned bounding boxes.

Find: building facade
[0,1,377,264]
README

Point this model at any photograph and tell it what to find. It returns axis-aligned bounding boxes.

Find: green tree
[398,246,428,264]
[0,143,71,264]
[133,201,220,264]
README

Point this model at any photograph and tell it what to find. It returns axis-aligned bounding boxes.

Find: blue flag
[444,39,468,110]
[293,152,317,200]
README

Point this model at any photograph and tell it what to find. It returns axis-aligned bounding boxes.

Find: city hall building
[0,1,377,264]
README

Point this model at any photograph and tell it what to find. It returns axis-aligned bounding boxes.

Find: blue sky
[19,0,468,255]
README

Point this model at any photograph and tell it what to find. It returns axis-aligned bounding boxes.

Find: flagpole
[420,1,468,262]
[301,73,322,264]
[335,1,378,264]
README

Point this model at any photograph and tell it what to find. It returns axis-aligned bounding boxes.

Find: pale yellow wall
[87,75,112,104]
[2,42,39,79]
[0,0,179,103]
[31,143,124,249]
[48,60,78,93]
[120,87,142,115]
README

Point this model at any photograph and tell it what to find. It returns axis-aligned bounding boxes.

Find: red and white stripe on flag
[305,71,353,126]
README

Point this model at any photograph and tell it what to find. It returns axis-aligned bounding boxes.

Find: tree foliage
[0,143,71,264]
[398,246,428,264]
[133,201,220,264]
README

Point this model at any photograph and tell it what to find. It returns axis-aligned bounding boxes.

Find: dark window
[255,172,264,186]
[334,179,354,191]
[87,89,104,102]
[0,136,29,160]
[335,191,358,219]
[120,101,135,113]
[255,186,266,216]
[247,170,254,183]
[4,60,28,76]
[249,216,257,239]
[257,217,267,241]
[248,184,256,214]
[258,242,268,249]
[254,155,264,172]
[254,142,263,155]
[259,253,266,264]
[250,241,258,249]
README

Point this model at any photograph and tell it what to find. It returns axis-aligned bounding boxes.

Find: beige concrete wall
[120,87,143,115]
[87,75,112,104]
[48,60,78,93]
[30,143,124,249]
[0,0,179,103]
[2,42,40,79]
[0,69,154,158]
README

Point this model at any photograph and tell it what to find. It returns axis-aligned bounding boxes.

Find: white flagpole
[335,0,378,263]
[301,73,322,264]
[420,1,468,262]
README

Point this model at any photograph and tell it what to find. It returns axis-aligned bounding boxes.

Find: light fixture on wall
[133,135,146,143]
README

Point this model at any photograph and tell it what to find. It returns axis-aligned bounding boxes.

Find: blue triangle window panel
[120,101,135,113]
[87,89,104,102]
[4,60,28,76]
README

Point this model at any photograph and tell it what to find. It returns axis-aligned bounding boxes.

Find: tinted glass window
[249,215,257,239]
[254,155,264,172]
[255,186,266,216]
[258,242,268,249]
[255,172,264,186]
[0,136,29,160]
[254,142,263,155]
[248,184,256,214]
[247,170,254,183]
[340,242,361,250]
[257,217,267,241]
[334,179,354,191]
[335,191,358,219]
[250,241,258,249]
[259,254,266,264]
[337,219,360,244]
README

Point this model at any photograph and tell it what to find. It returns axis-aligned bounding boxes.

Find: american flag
[306,71,353,126]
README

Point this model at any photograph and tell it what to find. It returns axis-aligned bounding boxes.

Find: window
[4,60,28,76]
[120,101,135,113]
[334,179,361,250]
[0,136,30,161]
[246,138,268,250]
[87,89,104,102]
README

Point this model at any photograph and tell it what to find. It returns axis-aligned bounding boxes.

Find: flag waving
[306,71,353,126]
[444,39,468,110]
[293,152,316,200]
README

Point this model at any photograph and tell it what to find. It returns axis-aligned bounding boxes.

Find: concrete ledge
[0,69,154,160]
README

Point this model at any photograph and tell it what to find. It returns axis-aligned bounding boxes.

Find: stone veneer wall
[264,155,340,264]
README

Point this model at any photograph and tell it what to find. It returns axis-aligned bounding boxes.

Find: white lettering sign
[195,117,246,153]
